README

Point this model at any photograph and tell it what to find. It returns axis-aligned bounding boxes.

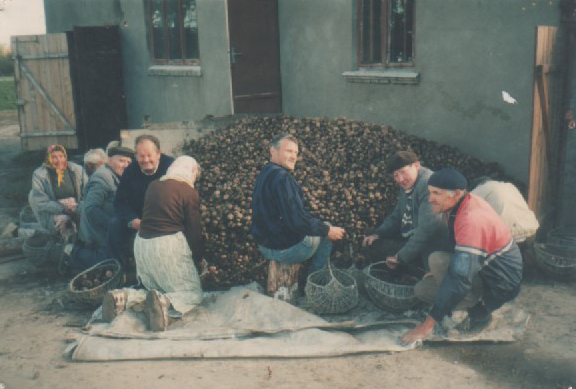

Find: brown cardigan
[139,179,204,261]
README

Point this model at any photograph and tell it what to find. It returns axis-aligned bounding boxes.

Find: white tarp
[71,285,529,361]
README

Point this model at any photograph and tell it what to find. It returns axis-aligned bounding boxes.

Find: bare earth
[0,111,575,389]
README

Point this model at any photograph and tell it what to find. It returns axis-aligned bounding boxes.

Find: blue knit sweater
[250,163,329,249]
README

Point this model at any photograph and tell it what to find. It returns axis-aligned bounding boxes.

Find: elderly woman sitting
[28,145,88,241]
[102,156,204,332]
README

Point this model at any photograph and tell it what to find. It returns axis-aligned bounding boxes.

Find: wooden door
[68,26,127,150]
[528,26,561,218]
[227,0,282,114]
[12,34,78,151]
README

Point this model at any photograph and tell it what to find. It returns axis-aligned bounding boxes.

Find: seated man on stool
[250,133,346,293]
[402,168,523,344]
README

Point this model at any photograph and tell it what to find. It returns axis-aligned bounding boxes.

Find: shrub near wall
[0,79,16,111]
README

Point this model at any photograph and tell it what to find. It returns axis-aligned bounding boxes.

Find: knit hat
[428,168,468,190]
[386,151,419,173]
[108,146,134,158]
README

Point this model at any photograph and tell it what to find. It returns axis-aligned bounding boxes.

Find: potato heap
[184,116,508,287]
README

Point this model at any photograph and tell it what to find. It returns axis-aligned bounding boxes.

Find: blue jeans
[258,236,332,274]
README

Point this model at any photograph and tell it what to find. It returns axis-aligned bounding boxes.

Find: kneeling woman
[103,156,204,331]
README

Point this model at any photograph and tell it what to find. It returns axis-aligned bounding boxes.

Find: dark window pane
[361,0,372,63]
[372,0,382,63]
[361,0,383,65]
[182,0,199,59]
[389,0,413,63]
[166,0,182,60]
[151,0,167,59]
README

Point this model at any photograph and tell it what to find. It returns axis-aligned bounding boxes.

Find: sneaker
[145,289,171,332]
[455,313,493,333]
[102,289,128,322]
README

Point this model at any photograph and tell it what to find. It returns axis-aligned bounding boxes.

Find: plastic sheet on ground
[71,284,530,361]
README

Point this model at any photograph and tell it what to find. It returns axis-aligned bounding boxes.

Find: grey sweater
[78,164,119,248]
[374,167,447,264]
[28,162,87,233]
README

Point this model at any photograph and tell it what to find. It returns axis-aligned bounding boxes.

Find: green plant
[0,79,16,111]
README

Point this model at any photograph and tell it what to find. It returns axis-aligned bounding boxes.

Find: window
[145,0,200,65]
[357,0,414,67]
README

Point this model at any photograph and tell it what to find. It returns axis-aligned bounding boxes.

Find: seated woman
[28,145,88,241]
[102,156,204,332]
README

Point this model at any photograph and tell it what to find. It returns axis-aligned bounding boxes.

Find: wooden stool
[267,260,301,295]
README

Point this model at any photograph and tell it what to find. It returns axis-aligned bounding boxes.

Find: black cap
[428,168,468,190]
[386,151,419,173]
[108,146,134,158]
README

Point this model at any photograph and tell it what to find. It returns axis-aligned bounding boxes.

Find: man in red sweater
[403,168,523,344]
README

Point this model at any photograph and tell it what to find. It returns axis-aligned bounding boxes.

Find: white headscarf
[160,155,201,189]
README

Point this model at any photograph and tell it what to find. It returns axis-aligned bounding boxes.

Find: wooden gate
[528,26,561,219]
[12,34,78,151]
[227,0,283,114]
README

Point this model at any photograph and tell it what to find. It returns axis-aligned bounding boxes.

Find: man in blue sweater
[251,133,346,278]
[107,135,174,266]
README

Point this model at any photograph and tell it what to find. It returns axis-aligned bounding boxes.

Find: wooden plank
[528,26,558,217]
[12,34,78,151]
[57,34,77,134]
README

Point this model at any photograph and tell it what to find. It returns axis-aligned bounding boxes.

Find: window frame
[145,0,200,66]
[356,0,415,69]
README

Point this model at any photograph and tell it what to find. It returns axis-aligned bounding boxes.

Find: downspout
[555,0,576,226]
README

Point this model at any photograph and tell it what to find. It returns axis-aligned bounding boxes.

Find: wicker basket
[22,231,63,268]
[305,261,359,314]
[363,261,420,312]
[533,242,576,280]
[68,259,123,305]
[547,226,576,250]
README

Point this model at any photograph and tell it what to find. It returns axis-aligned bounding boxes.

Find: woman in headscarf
[102,155,204,332]
[28,145,88,240]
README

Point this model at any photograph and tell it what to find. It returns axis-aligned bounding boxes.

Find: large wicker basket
[305,261,359,314]
[22,231,63,268]
[363,261,420,312]
[68,259,123,305]
[533,242,576,280]
[546,226,576,250]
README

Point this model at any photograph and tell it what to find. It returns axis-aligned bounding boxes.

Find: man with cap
[64,143,134,272]
[402,168,523,344]
[107,135,174,267]
[362,151,447,269]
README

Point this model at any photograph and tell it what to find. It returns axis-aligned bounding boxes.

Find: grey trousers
[414,251,483,309]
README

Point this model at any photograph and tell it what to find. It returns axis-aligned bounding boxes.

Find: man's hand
[327,226,345,241]
[362,234,379,247]
[401,315,437,345]
[130,218,142,231]
[386,256,399,269]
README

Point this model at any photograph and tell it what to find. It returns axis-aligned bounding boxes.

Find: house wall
[277,0,561,181]
[44,0,233,131]
[44,0,562,182]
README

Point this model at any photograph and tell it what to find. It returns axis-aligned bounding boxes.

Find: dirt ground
[0,111,575,389]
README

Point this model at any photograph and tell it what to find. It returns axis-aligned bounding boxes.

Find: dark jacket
[251,163,329,249]
[114,154,174,223]
[374,167,447,264]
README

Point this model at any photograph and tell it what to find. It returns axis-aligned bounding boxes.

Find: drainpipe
[555,0,576,226]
